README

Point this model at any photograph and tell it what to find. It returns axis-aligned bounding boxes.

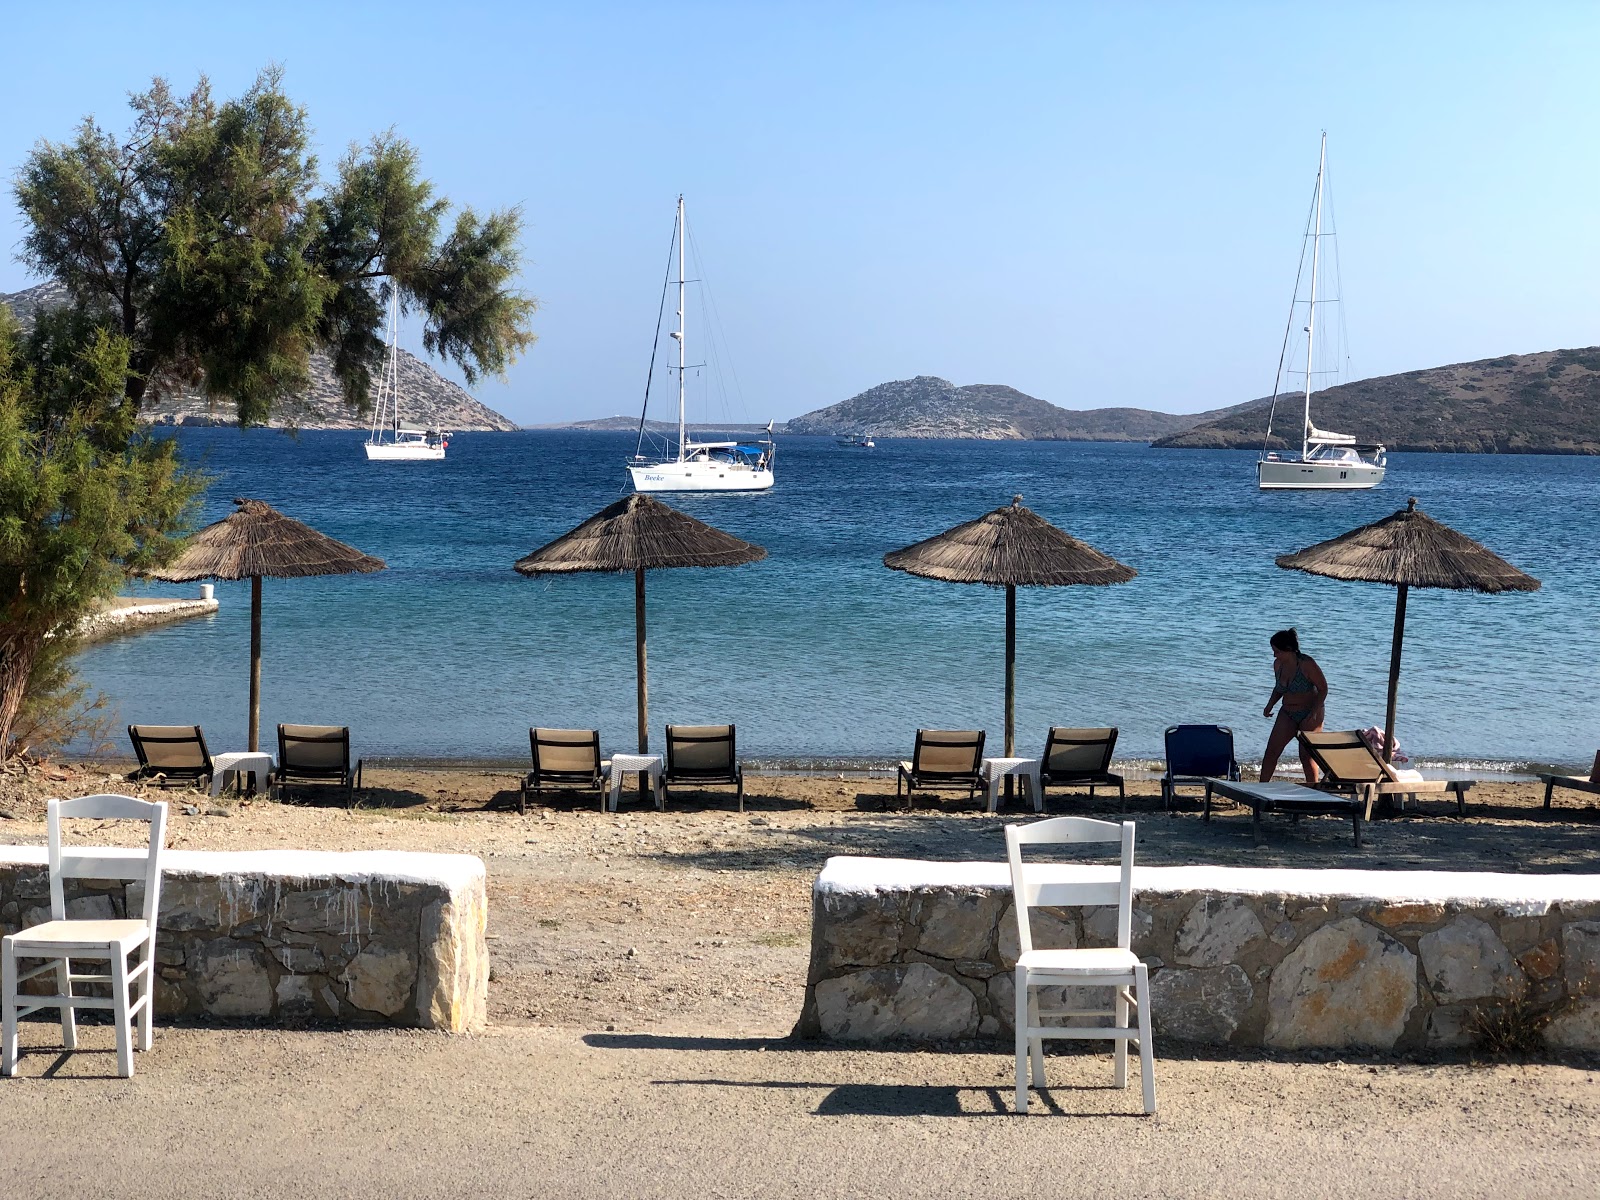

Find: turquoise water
[75,430,1599,769]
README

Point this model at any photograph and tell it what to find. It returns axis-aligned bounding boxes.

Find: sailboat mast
[675,195,687,463]
[1302,133,1326,460]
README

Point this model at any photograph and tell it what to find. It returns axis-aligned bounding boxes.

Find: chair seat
[1017,946,1140,975]
[7,919,152,952]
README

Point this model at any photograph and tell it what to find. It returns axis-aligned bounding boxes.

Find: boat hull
[629,462,774,492]
[365,442,446,462]
[1257,458,1384,490]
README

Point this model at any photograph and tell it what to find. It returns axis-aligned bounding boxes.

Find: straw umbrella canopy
[144,498,386,752]
[883,495,1136,758]
[513,493,767,754]
[1276,496,1539,763]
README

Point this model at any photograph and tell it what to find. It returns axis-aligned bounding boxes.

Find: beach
[2,764,1598,1196]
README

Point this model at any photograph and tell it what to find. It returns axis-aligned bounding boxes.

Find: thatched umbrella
[1276,496,1539,762]
[145,498,386,752]
[513,493,766,754]
[883,495,1136,759]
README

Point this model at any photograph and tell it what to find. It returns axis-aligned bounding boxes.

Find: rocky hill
[783,375,1252,441]
[1,283,519,432]
[1155,347,1600,454]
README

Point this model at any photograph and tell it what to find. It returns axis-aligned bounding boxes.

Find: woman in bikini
[1260,628,1327,783]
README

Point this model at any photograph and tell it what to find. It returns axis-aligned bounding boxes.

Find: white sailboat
[627,196,775,493]
[1257,134,1385,491]
[365,290,448,462]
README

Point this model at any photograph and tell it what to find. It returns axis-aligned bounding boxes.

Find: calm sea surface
[73,430,1599,769]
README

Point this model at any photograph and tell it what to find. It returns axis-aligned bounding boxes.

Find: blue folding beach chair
[1161,724,1240,810]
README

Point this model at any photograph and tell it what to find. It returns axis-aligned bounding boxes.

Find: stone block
[1544,1000,1600,1050]
[65,894,117,922]
[815,963,979,1041]
[345,944,418,1018]
[915,889,1005,962]
[275,974,318,1015]
[1419,916,1524,1003]
[1083,904,1152,949]
[415,875,489,1032]
[818,891,903,968]
[1371,903,1446,929]
[1266,918,1418,1050]
[271,944,326,973]
[1175,896,1266,968]
[196,938,275,1018]
[1425,1005,1478,1049]
[1561,922,1600,993]
[1150,965,1253,1043]
[1517,938,1560,981]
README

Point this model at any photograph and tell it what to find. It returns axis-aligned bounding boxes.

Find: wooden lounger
[1204,777,1366,847]
[1297,730,1473,816]
[1537,774,1600,811]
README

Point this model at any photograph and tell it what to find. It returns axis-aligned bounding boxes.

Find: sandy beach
[2,764,1598,1196]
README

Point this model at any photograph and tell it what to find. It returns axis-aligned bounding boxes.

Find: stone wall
[797,858,1600,1052]
[0,848,488,1032]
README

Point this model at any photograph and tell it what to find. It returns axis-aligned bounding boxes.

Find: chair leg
[1013,966,1030,1114]
[1135,963,1156,1114]
[56,956,76,1051]
[1114,984,1129,1089]
[737,773,745,813]
[111,945,134,1078]
[1027,990,1045,1085]
[136,945,154,1053]
[2,942,18,1076]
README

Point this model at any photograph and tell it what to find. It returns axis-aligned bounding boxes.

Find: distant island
[1154,347,1600,454]
[1,283,519,432]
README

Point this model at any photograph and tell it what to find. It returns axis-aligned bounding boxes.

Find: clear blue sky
[3,2,1597,425]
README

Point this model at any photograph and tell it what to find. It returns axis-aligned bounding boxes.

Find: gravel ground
[2,762,1598,1196]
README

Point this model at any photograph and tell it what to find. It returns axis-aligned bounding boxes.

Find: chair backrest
[1005,816,1134,958]
[912,729,985,776]
[531,728,602,777]
[47,794,168,925]
[1164,724,1236,777]
[666,724,736,774]
[128,724,211,774]
[1298,729,1385,784]
[1043,727,1117,776]
[278,724,351,775]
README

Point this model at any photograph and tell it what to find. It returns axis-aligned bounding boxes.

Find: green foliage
[14,66,537,426]
[9,629,116,760]
[0,306,204,756]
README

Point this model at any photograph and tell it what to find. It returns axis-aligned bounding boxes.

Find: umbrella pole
[1381,584,1408,764]
[1004,584,1017,759]
[635,568,649,754]
[248,576,263,753]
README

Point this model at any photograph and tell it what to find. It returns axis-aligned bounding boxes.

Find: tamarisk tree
[0,308,201,753]
[14,66,537,423]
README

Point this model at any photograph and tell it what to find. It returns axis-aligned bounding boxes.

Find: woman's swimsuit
[1274,656,1320,726]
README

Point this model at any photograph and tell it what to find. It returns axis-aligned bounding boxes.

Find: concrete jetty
[76,587,219,642]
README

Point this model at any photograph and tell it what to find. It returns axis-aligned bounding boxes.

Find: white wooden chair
[1005,815,1155,1114]
[2,794,168,1078]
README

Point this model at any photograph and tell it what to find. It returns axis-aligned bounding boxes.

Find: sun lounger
[1037,727,1124,808]
[1537,773,1600,812]
[662,724,744,811]
[1298,730,1472,816]
[273,724,362,809]
[1204,777,1365,847]
[1161,725,1240,810]
[127,724,214,789]
[521,728,610,813]
[896,729,985,810]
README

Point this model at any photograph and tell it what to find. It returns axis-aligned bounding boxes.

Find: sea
[71,429,1600,772]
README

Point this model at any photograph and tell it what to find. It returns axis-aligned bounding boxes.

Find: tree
[14,67,537,425]
[0,306,202,754]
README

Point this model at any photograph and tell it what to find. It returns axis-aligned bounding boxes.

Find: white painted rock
[1266,918,1418,1049]
[815,963,979,1041]
[1418,916,1524,1003]
[1175,895,1266,968]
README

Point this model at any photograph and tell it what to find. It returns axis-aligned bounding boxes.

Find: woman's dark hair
[1270,628,1300,653]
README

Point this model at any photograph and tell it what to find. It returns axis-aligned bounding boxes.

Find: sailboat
[627,196,775,493]
[1257,134,1385,491]
[364,289,448,462]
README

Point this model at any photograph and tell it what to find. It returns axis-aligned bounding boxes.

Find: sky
[2,2,1598,426]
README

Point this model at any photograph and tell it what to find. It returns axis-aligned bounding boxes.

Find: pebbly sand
[1,763,1598,1197]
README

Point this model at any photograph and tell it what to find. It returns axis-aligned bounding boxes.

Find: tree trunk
[0,631,43,761]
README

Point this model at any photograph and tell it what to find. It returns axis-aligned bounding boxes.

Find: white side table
[982,757,1041,814]
[210,751,275,798]
[608,753,665,812]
